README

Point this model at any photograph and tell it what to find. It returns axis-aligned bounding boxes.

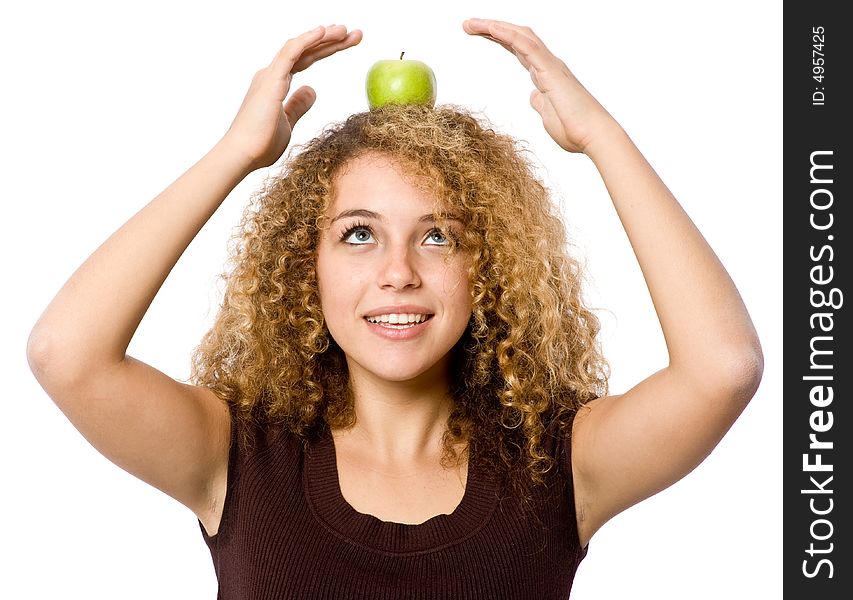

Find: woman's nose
[378,245,421,290]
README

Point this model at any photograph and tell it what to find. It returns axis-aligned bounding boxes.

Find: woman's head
[192,104,607,488]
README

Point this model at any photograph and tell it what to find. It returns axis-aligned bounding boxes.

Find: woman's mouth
[363,313,434,338]
[364,313,432,328]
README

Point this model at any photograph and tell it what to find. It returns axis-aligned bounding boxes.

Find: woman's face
[316,153,472,389]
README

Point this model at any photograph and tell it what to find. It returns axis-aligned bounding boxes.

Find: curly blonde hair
[191,104,608,497]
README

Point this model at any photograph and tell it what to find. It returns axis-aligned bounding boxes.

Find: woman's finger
[283,85,318,127]
[463,19,549,72]
[292,28,363,73]
[464,26,514,54]
[268,25,357,79]
[268,26,329,76]
[465,18,548,47]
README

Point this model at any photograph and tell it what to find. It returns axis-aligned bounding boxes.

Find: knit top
[199,415,588,599]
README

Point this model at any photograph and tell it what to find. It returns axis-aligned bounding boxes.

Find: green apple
[365,53,437,110]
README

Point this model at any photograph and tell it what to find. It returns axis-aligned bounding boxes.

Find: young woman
[27,19,763,599]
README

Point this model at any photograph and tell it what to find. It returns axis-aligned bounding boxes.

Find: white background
[1,1,781,598]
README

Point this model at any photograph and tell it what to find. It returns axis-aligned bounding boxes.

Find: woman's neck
[337,360,456,464]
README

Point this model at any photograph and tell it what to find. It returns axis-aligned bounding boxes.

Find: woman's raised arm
[26,25,361,532]
[464,18,763,547]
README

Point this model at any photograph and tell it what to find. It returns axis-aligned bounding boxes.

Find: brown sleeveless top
[200,415,587,599]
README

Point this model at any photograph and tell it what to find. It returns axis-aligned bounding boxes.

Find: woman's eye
[341,226,374,245]
[425,228,451,246]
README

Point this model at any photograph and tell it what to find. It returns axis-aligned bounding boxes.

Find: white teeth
[365,313,429,324]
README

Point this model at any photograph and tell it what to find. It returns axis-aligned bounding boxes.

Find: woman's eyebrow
[419,213,462,224]
[330,209,462,224]
[330,209,380,224]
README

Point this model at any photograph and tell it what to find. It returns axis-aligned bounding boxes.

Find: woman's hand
[220,25,362,173]
[463,18,616,154]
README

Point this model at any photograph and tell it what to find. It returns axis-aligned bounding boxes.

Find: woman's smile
[363,304,434,338]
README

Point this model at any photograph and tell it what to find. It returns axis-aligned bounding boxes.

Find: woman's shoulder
[200,409,310,540]
[228,410,309,463]
[542,408,583,478]
[219,408,313,497]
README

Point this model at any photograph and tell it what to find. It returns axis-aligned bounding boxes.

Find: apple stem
[400,51,405,60]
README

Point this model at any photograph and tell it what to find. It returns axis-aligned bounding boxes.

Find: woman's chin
[345,355,449,387]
